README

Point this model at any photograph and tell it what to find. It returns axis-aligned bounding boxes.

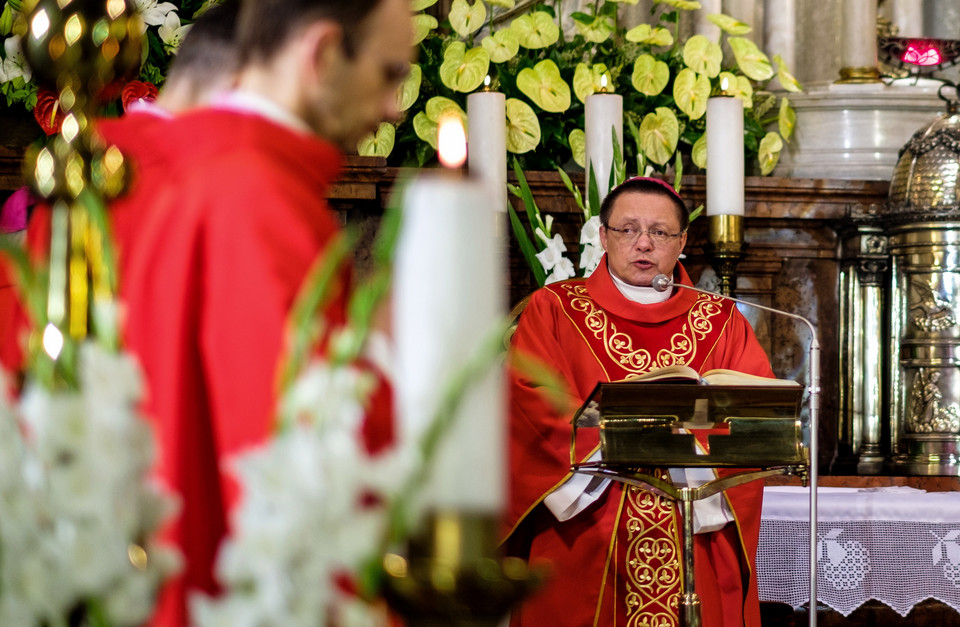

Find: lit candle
[584,74,623,203]
[842,0,878,69]
[706,78,744,216]
[467,76,507,213]
[393,116,506,513]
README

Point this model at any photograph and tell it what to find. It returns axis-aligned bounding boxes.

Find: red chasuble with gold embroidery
[506,257,773,627]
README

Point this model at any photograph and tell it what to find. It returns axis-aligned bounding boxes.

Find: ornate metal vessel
[886,95,960,474]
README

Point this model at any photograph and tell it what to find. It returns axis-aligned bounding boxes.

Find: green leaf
[449,0,486,37]
[413,97,467,150]
[508,203,547,287]
[682,34,723,78]
[573,62,609,104]
[486,0,515,6]
[717,71,753,108]
[729,37,774,81]
[569,128,586,168]
[572,13,614,43]
[638,106,679,165]
[516,59,571,113]
[672,68,710,120]
[758,131,783,175]
[774,54,803,92]
[397,64,421,112]
[411,0,438,9]
[624,23,674,46]
[631,54,669,96]
[439,41,490,93]
[627,116,646,174]
[778,97,796,142]
[357,122,396,157]
[706,13,752,35]
[656,0,701,9]
[412,14,439,46]
[556,166,586,217]
[482,28,520,63]
[691,131,707,168]
[511,11,560,49]
[505,98,541,154]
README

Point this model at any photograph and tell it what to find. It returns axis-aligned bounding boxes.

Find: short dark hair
[237,0,384,64]
[165,0,241,89]
[599,177,689,232]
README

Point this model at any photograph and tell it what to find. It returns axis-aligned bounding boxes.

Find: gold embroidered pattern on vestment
[623,473,680,627]
[562,284,725,375]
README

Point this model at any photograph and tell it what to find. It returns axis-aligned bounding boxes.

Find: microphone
[653,272,821,627]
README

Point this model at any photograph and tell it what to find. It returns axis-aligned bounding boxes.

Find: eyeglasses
[603,224,685,246]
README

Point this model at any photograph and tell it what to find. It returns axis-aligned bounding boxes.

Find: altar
[758,485,960,619]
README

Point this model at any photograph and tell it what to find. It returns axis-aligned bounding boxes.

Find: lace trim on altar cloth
[757,487,960,617]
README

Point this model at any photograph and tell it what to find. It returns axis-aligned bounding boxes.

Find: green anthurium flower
[413,14,438,46]
[449,0,486,37]
[516,59,571,112]
[505,98,541,154]
[706,13,751,35]
[774,54,803,93]
[682,35,722,78]
[779,97,796,142]
[440,41,490,93]
[411,0,438,10]
[655,0,701,9]
[413,96,468,150]
[717,71,752,108]
[482,28,520,63]
[569,128,586,168]
[572,13,614,43]
[638,107,679,165]
[357,122,396,157]
[624,23,674,47]
[511,12,560,49]
[486,0,515,6]
[608,0,639,4]
[632,54,669,96]
[396,64,422,112]
[691,132,707,169]
[758,131,783,175]
[729,37,774,81]
[672,68,710,120]
[573,63,609,104]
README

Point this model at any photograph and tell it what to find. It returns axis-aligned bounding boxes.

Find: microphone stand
[652,274,821,627]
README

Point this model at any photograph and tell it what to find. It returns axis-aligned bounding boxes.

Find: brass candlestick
[705,214,745,297]
[383,511,542,626]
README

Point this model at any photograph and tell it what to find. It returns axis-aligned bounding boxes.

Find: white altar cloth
[757,485,960,616]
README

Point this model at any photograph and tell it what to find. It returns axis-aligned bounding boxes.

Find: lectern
[572,381,807,627]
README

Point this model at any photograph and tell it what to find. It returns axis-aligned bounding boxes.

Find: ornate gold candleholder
[383,511,542,626]
[705,214,745,297]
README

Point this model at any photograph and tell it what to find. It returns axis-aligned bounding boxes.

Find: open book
[623,364,800,387]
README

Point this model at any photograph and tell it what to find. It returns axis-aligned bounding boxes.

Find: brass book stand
[572,382,808,627]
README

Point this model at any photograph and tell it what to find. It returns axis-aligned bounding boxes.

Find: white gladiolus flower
[0,36,31,83]
[545,257,576,284]
[133,0,178,26]
[580,215,601,246]
[579,243,604,276]
[535,232,569,272]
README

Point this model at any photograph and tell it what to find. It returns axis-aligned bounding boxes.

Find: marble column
[696,0,722,41]
[765,0,797,76]
[889,0,924,37]
[839,0,881,82]
[724,0,761,43]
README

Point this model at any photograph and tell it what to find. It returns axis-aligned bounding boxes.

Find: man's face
[598,191,687,287]
[309,0,413,149]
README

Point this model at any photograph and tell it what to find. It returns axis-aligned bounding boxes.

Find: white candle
[842,0,878,69]
[393,119,506,513]
[584,77,623,204]
[467,84,507,213]
[706,87,744,216]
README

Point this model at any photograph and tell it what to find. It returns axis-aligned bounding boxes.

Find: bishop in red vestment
[507,178,774,627]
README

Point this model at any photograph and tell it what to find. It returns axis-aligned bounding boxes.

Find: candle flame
[437,115,467,169]
[720,76,730,92]
[484,74,492,89]
[600,74,608,92]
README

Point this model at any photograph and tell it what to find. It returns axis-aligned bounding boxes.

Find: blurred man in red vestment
[507,177,774,627]
[111,0,413,623]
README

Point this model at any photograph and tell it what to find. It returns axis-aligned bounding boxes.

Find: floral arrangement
[360,0,800,177]
[0,0,211,132]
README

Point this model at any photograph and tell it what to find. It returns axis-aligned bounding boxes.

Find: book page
[701,369,801,387]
